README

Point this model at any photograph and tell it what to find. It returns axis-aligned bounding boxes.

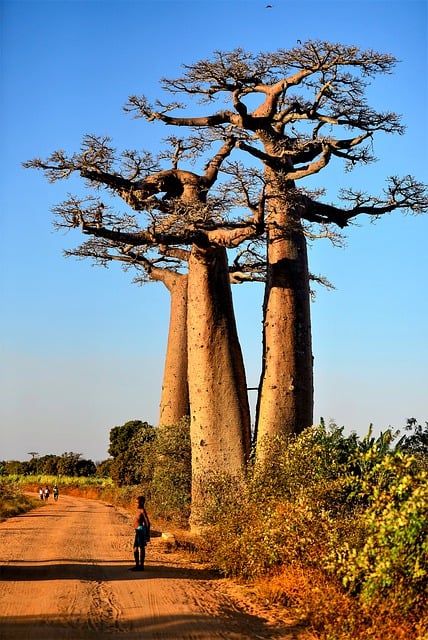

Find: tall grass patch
[0,482,38,521]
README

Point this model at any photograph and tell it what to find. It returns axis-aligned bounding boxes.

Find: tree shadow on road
[0,559,219,582]
[0,610,304,639]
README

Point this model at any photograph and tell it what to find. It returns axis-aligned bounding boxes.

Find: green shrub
[251,423,361,503]
[0,482,38,520]
[150,417,191,524]
[197,470,264,576]
[108,420,157,486]
[335,452,428,615]
[196,422,427,622]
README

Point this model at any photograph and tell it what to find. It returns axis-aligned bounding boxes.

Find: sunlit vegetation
[195,421,428,639]
[106,417,192,525]
[0,483,39,521]
[2,475,113,486]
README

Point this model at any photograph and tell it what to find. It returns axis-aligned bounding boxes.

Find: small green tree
[2,460,26,475]
[56,452,96,477]
[35,454,60,476]
[151,417,191,523]
[397,418,428,458]
[96,458,113,478]
[108,420,156,486]
[108,420,149,458]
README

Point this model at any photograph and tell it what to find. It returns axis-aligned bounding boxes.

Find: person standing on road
[39,487,44,500]
[53,485,59,501]
[130,496,150,571]
[44,486,50,500]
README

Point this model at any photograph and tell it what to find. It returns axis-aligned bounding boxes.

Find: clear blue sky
[1,0,427,462]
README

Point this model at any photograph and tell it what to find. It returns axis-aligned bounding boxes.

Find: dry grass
[0,483,39,521]
[255,565,427,640]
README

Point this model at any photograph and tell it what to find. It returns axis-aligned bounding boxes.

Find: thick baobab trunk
[255,181,313,457]
[187,242,251,529]
[158,273,189,427]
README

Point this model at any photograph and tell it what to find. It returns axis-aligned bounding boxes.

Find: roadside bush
[197,423,427,637]
[198,470,268,577]
[334,452,428,616]
[0,482,38,521]
[149,417,191,524]
[198,425,360,577]
[251,423,359,503]
[105,417,191,526]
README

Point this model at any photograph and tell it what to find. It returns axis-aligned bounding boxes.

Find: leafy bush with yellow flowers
[334,450,427,615]
[197,422,428,638]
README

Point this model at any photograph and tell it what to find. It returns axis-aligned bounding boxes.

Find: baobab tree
[58,226,190,429]
[26,40,427,495]
[26,136,265,524]
[126,40,428,455]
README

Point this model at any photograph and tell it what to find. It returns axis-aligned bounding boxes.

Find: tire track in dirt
[86,579,124,634]
[0,494,306,639]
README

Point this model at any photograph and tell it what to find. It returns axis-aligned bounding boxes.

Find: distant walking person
[130,496,150,571]
[53,485,59,501]
[39,487,44,500]
[44,486,50,501]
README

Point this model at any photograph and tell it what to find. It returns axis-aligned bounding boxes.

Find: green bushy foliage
[251,423,357,505]
[0,482,38,520]
[103,416,191,522]
[108,420,157,486]
[196,471,270,577]
[149,417,191,524]
[198,422,427,623]
[334,452,427,615]
[95,458,113,478]
[198,431,352,579]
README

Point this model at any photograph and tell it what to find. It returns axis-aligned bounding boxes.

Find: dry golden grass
[255,565,427,639]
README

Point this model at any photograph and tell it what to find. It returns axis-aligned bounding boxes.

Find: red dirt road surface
[0,495,305,639]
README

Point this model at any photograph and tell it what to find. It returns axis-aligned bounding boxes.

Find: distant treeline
[0,451,107,477]
[0,419,159,482]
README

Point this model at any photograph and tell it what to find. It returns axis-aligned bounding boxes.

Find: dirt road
[0,495,304,639]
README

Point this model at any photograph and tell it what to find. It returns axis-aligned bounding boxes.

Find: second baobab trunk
[255,184,313,458]
[187,242,252,530]
[158,272,189,427]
